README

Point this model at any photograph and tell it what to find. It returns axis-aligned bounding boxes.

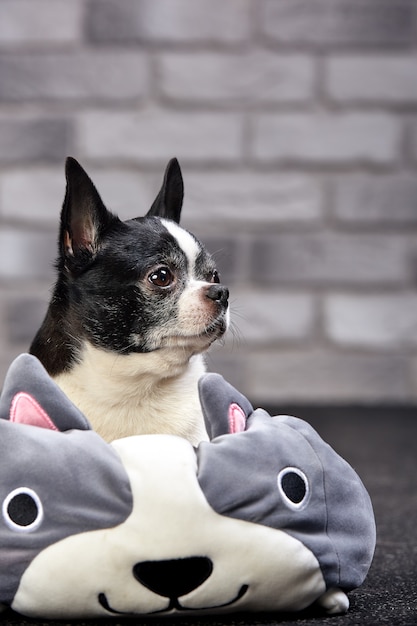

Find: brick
[411,120,417,162]
[159,52,314,104]
[87,0,249,45]
[325,294,417,348]
[334,174,417,224]
[228,290,315,344]
[1,167,157,223]
[0,52,148,102]
[1,168,64,223]
[252,113,400,164]
[250,233,408,286]
[0,118,72,164]
[195,235,240,286]
[182,172,322,224]
[410,359,417,401]
[327,56,417,103]
[5,297,47,343]
[85,169,160,221]
[206,346,247,393]
[0,230,56,280]
[0,347,27,388]
[0,0,82,45]
[78,110,243,163]
[0,285,51,383]
[246,350,410,403]
[260,0,417,48]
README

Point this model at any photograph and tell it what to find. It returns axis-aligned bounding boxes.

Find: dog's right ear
[146,158,184,224]
[60,157,119,271]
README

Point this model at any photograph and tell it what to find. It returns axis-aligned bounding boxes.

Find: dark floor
[2,406,417,626]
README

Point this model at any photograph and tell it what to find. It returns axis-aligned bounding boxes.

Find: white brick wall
[1,0,417,406]
[0,117,72,164]
[249,233,409,285]
[252,113,401,164]
[159,52,315,105]
[327,56,417,104]
[0,52,149,101]
[183,172,323,224]
[88,0,250,44]
[245,351,410,403]
[333,174,417,224]
[325,294,417,348]
[227,290,316,345]
[0,0,83,45]
[259,0,416,47]
[0,230,55,279]
[78,110,243,163]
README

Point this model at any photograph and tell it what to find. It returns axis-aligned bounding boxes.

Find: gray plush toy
[0,354,376,619]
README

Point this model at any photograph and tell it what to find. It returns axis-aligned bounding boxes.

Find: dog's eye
[3,487,44,533]
[209,270,220,284]
[148,267,174,288]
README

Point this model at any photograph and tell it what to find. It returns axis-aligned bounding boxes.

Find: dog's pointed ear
[146,158,184,224]
[60,157,119,266]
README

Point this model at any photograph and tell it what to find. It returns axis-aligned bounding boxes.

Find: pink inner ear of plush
[10,392,59,431]
[228,402,247,433]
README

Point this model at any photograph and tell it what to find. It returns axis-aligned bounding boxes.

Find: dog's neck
[53,341,208,446]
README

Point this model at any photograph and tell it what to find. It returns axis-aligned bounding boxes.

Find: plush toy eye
[277,468,309,510]
[2,487,44,533]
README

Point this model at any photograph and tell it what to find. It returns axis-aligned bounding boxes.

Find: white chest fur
[54,342,208,445]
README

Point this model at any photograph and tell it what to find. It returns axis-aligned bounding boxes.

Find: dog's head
[54,157,229,361]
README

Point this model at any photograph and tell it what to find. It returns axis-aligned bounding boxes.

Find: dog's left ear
[146,158,184,224]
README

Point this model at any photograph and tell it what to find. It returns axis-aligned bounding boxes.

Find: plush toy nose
[206,284,229,308]
[133,557,213,599]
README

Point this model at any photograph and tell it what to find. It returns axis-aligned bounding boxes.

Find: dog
[30,157,229,445]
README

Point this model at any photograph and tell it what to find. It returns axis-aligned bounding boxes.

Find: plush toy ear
[0,354,91,432]
[198,373,253,440]
[10,392,59,430]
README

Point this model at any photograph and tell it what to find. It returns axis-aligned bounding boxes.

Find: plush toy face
[0,355,376,619]
[13,436,326,618]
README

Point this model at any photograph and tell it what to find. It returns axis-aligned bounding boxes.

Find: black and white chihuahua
[30,157,229,445]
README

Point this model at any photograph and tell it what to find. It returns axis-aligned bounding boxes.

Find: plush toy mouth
[98,584,248,615]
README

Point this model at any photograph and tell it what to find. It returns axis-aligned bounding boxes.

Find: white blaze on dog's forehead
[161,219,200,270]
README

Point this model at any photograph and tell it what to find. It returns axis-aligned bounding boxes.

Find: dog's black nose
[206,284,229,308]
[133,557,213,598]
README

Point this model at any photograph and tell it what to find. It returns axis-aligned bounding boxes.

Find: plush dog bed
[0,354,377,621]
[1,366,415,625]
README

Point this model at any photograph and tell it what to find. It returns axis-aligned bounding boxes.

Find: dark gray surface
[2,407,417,625]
